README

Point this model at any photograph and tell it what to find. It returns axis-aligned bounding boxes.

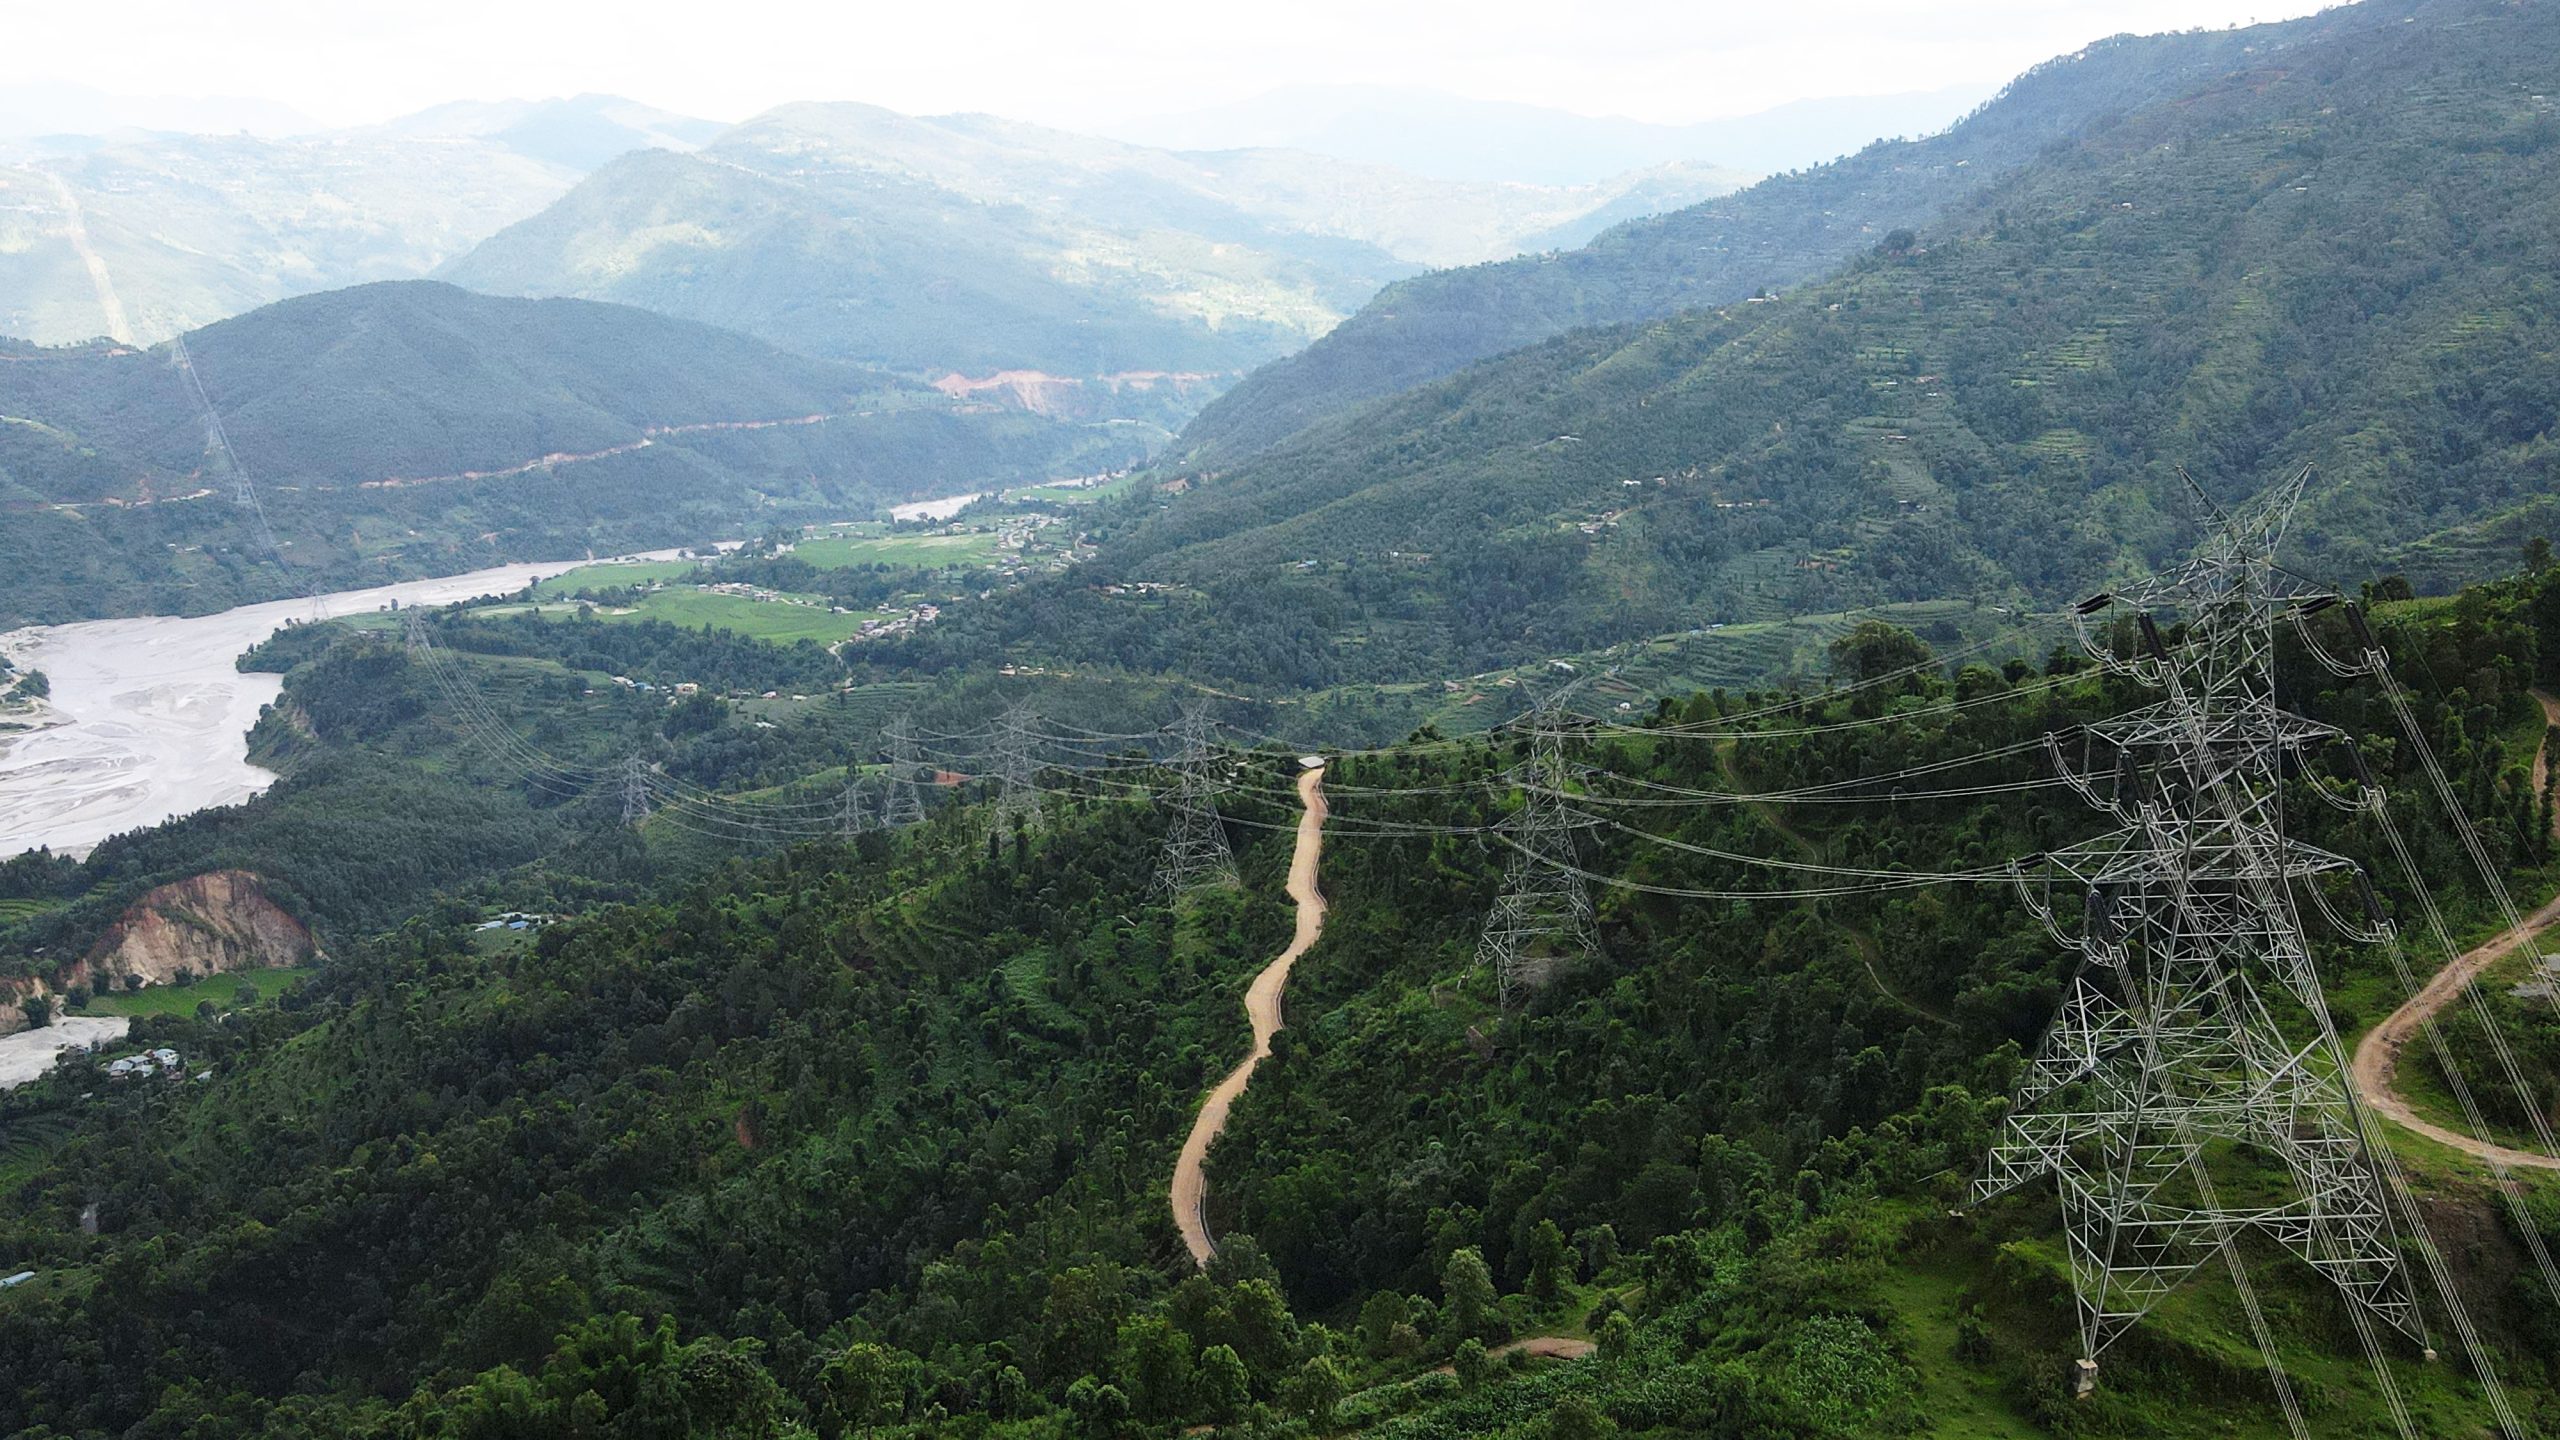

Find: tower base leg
[2071,1358,2099,1400]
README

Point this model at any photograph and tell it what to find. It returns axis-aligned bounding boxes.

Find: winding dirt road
[1172,764,1327,1266]
[2349,691,2560,1171]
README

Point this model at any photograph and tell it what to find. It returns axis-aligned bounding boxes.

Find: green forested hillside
[436,103,1748,393]
[899,0,2560,693]
[0,283,1144,626]
[1172,0,2445,464]
[3,563,2559,1438]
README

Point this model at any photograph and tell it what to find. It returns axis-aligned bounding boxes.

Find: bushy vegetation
[5,561,2560,1437]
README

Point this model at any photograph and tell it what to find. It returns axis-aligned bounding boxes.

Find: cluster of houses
[104,1047,185,1081]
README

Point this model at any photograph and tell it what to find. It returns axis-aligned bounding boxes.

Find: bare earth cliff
[1,870,315,1033]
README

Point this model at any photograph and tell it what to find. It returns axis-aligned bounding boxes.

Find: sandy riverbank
[0,1016,130,1089]
[0,555,699,860]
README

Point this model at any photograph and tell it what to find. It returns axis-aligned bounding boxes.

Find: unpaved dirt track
[1172,764,1327,1266]
[2349,691,2560,1171]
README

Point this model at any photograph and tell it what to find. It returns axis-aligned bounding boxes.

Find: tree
[20,997,47,1028]
[1285,1354,1347,1430]
[1572,1224,1619,1277]
[1546,1394,1616,1440]
[1441,1247,1503,1345]
[1040,1265,1131,1386]
[1111,1316,1192,1423]
[1827,621,1933,685]
[1526,1219,1575,1304]
[1452,1338,1489,1392]
[1597,1311,1636,1366]
[1195,1345,1251,1425]
[1643,1234,1715,1305]
[815,1342,913,1433]
[2528,536,2554,574]
[1211,1278,1301,1387]
[1357,1291,1411,1359]
[1064,1377,1132,1440]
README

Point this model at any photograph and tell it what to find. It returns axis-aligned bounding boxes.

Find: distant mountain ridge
[0,94,724,348]
[1171,4,2428,465]
[1111,81,1997,184]
[890,0,2560,694]
[436,101,1752,408]
[0,282,1139,626]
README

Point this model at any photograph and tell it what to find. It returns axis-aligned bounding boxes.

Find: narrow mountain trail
[2350,690,2560,1171]
[47,172,132,345]
[1714,741,1954,1028]
[1172,764,1327,1266]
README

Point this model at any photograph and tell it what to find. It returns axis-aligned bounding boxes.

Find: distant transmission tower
[620,754,653,828]
[1477,682,1599,1006]
[989,702,1045,843]
[1978,471,2434,1395]
[1154,702,1239,898]
[838,771,876,839]
[402,610,428,656]
[881,721,929,829]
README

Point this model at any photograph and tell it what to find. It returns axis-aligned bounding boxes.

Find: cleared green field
[535,560,700,597]
[610,589,871,644]
[79,963,325,1019]
[1012,474,1136,505]
[794,531,997,570]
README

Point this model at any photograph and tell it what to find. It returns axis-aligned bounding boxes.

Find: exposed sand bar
[0,1016,129,1089]
[0,552,701,860]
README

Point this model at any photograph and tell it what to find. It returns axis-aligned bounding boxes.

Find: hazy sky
[5,0,2337,130]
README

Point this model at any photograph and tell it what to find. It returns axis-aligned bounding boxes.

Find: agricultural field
[533,559,703,597]
[793,528,998,570]
[75,963,327,1019]
[481,588,880,646]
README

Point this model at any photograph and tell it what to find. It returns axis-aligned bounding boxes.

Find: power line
[1973,472,2495,1430]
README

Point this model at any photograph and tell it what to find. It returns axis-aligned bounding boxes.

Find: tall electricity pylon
[1154,702,1239,899]
[1477,682,1599,1006]
[881,721,928,830]
[1979,470,2430,1388]
[620,753,653,828]
[989,702,1045,843]
[838,771,876,839]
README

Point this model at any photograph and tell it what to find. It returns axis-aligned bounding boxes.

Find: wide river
[0,556,670,860]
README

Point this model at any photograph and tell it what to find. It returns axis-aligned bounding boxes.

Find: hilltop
[890,0,2560,694]
[1173,1,2434,465]
[438,102,1750,404]
[0,94,723,347]
[0,282,1141,626]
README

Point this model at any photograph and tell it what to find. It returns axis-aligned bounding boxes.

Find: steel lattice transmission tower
[838,771,877,839]
[1978,470,2432,1387]
[881,721,929,830]
[1154,702,1239,898]
[989,702,1045,843]
[619,754,653,828]
[1476,682,1600,1006]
